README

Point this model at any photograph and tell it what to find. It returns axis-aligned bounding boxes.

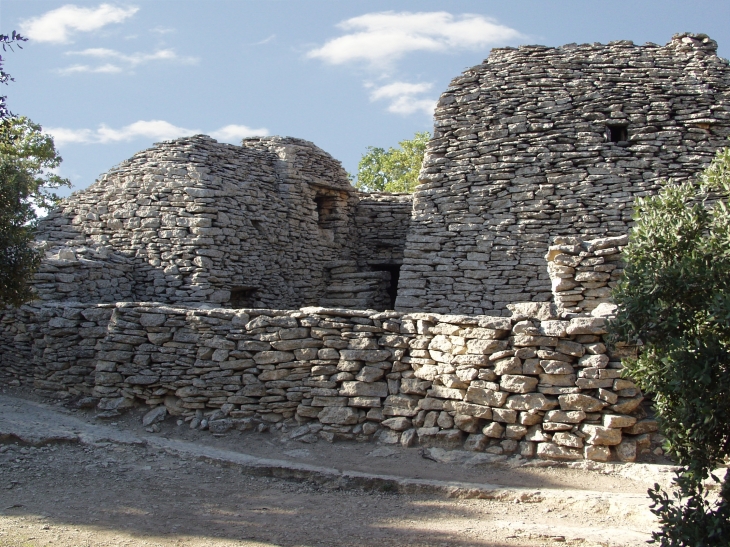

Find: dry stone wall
[397,33,730,315]
[0,303,112,393]
[31,245,135,303]
[0,236,656,463]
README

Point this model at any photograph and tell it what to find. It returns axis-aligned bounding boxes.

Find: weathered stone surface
[464,433,489,452]
[453,402,492,420]
[558,394,606,412]
[318,406,359,425]
[584,445,611,462]
[566,318,607,336]
[339,381,388,398]
[254,351,295,365]
[428,385,466,400]
[504,394,558,411]
[339,349,391,362]
[453,414,481,433]
[142,406,167,426]
[616,439,637,462]
[536,442,583,460]
[500,375,539,394]
[482,422,505,439]
[552,432,583,449]
[625,419,659,435]
[417,428,464,449]
[603,414,637,429]
[581,424,622,446]
[381,417,412,431]
[465,386,508,407]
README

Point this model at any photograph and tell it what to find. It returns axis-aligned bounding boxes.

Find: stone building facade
[396,33,730,314]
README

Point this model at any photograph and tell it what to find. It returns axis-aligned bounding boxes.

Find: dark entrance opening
[606,123,628,143]
[230,287,257,308]
[371,263,401,310]
[314,195,337,227]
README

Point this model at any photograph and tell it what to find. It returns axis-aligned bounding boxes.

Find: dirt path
[0,393,665,547]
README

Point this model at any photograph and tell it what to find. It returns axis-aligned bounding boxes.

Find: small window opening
[314,195,337,227]
[371,264,401,310]
[230,287,257,308]
[606,124,628,143]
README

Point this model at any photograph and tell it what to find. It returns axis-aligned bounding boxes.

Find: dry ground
[0,391,667,547]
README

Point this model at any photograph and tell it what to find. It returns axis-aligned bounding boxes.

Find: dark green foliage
[352,131,430,193]
[610,148,730,546]
[0,160,42,306]
[0,117,70,307]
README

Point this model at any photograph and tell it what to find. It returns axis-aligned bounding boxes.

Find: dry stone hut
[396,33,730,314]
[1,33,730,462]
[34,136,412,311]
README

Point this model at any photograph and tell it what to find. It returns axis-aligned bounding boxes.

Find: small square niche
[605,123,628,143]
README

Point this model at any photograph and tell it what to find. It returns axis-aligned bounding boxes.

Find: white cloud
[151,26,175,35]
[368,81,437,116]
[209,124,270,142]
[45,120,269,146]
[308,11,523,67]
[20,3,139,44]
[57,63,123,74]
[252,34,276,46]
[58,47,199,74]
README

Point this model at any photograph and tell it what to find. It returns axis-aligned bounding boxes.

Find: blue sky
[1,0,729,197]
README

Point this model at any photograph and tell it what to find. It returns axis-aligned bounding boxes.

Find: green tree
[352,131,430,193]
[609,148,730,546]
[0,116,70,307]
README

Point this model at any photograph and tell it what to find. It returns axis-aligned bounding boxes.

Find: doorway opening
[371,263,401,309]
[230,287,257,308]
[314,195,337,228]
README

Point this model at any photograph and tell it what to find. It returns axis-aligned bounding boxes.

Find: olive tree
[609,148,730,546]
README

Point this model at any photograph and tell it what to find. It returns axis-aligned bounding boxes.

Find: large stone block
[566,317,607,335]
[581,424,622,446]
[417,428,464,449]
[558,394,606,412]
[339,381,388,398]
[465,386,508,407]
[339,349,391,362]
[500,375,539,393]
[318,406,359,425]
[504,393,558,411]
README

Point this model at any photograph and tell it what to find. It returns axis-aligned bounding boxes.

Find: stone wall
[31,245,135,303]
[396,33,730,315]
[0,302,113,394]
[354,192,412,268]
[1,236,657,463]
